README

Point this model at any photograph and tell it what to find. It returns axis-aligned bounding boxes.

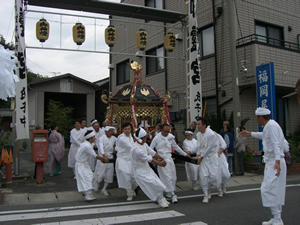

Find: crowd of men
[66,107,287,225]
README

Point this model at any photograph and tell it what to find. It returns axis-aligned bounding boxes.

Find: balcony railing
[236,34,300,52]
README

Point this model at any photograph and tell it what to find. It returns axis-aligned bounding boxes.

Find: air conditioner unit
[175,32,183,40]
[108,63,115,69]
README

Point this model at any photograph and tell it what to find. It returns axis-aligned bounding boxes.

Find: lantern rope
[26,16,108,27]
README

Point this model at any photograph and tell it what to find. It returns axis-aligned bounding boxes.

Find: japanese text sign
[256,62,276,150]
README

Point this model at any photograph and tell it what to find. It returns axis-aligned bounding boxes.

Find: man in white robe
[189,118,223,203]
[132,127,169,208]
[240,107,286,225]
[182,129,200,190]
[80,119,87,132]
[115,122,138,201]
[93,126,117,196]
[88,121,104,171]
[215,132,231,194]
[150,123,189,203]
[190,121,198,140]
[101,121,107,132]
[75,130,107,201]
[68,120,84,179]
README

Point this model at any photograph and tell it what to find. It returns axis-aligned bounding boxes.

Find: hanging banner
[15,0,29,140]
[187,0,202,124]
[256,62,276,151]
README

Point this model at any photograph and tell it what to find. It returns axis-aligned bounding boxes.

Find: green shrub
[0,131,11,149]
[287,127,300,164]
[243,147,254,163]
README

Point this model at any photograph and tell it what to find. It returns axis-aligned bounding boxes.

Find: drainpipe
[163,0,168,92]
[109,15,112,95]
[212,0,219,114]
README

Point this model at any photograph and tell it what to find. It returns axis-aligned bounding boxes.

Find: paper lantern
[36,19,49,43]
[105,25,117,47]
[136,29,148,50]
[164,33,176,52]
[73,23,85,45]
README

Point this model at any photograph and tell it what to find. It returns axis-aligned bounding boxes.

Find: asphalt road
[0,148,187,194]
[0,183,299,225]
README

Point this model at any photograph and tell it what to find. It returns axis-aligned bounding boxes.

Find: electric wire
[5,7,14,40]
[202,80,232,93]
[26,58,52,74]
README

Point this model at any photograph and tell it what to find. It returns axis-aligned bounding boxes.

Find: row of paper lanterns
[36,19,176,52]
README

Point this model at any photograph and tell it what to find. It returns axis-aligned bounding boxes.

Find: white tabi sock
[85,190,92,195]
[157,194,164,203]
[192,180,197,187]
[126,189,133,196]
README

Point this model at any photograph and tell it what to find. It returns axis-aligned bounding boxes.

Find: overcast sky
[0,0,120,83]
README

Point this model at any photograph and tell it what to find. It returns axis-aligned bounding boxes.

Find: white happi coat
[192,127,222,190]
[215,132,231,186]
[251,120,286,207]
[88,129,104,171]
[115,133,137,190]
[131,142,166,201]
[93,135,117,186]
[75,141,97,192]
[182,138,199,181]
[150,133,187,192]
[68,128,84,168]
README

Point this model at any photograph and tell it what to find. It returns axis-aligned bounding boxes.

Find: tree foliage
[286,127,300,164]
[45,100,74,138]
[27,70,48,83]
[205,109,250,132]
[0,35,14,50]
[0,117,11,149]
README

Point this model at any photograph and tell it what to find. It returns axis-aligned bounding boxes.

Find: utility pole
[227,0,241,173]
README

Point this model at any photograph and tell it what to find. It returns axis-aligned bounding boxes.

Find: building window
[199,26,215,57]
[116,60,130,85]
[146,46,164,75]
[145,0,163,9]
[255,22,284,47]
[204,97,217,115]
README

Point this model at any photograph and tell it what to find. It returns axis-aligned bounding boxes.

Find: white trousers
[270,205,282,222]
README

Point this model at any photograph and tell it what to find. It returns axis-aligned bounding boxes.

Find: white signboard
[60,79,73,92]
[15,0,29,140]
[187,0,202,123]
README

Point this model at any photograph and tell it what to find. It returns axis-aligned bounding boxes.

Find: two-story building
[108,0,300,153]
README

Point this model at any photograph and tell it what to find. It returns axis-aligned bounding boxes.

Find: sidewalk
[1,149,299,205]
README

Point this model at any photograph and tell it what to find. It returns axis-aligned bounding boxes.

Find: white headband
[134,127,147,143]
[85,130,95,139]
[90,119,98,126]
[104,126,116,132]
[255,107,271,116]
[185,131,194,135]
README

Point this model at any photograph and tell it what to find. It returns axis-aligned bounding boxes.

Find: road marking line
[0,203,159,222]
[34,210,184,225]
[1,184,299,216]
[177,183,300,200]
[179,222,208,225]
